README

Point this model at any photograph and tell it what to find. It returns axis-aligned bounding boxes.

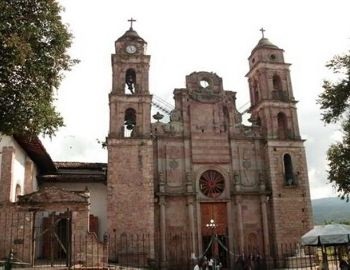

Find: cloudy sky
[42,0,350,199]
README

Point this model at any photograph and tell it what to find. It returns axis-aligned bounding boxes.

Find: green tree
[0,0,78,137]
[318,52,350,201]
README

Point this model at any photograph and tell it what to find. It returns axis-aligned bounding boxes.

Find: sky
[42,0,350,199]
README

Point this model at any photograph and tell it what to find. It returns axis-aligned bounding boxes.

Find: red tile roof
[13,135,56,173]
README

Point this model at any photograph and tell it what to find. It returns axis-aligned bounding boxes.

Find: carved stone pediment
[17,186,89,205]
[189,89,223,103]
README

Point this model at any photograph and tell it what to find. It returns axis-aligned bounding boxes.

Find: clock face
[126,45,137,54]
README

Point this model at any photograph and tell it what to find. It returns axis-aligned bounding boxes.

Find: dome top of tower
[254,37,279,50]
[251,28,280,54]
[116,18,146,44]
[116,28,146,43]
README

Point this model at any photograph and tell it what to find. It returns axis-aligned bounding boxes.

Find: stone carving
[163,122,183,134]
[259,172,266,190]
[241,170,256,187]
[168,159,179,170]
[242,160,251,169]
[189,87,223,103]
[170,109,182,122]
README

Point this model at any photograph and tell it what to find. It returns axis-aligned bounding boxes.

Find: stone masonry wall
[266,141,313,252]
[107,138,155,260]
[0,147,14,202]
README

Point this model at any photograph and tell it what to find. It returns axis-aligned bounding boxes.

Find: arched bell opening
[125,69,136,94]
[277,112,288,139]
[272,75,282,91]
[124,108,136,137]
[272,74,287,101]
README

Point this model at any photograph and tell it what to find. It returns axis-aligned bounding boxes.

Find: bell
[126,124,134,130]
[125,118,135,130]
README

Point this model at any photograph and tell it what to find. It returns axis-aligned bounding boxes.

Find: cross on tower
[128,18,136,30]
[260,27,266,38]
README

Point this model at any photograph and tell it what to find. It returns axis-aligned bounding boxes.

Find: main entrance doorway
[201,202,229,268]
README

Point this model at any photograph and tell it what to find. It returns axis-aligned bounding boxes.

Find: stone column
[259,175,270,256]
[24,158,34,194]
[159,196,167,268]
[0,146,15,202]
[260,196,270,256]
[186,172,196,255]
[187,196,196,255]
[235,196,244,252]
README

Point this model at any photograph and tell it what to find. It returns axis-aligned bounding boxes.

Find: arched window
[283,154,294,185]
[124,108,136,137]
[277,112,288,139]
[125,69,136,94]
[272,75,282,91]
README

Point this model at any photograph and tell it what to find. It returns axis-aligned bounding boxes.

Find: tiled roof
[54,162,107,170]
[13,135,56,173]
[39,162,107,184]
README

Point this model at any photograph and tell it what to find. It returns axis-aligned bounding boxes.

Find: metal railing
[0,211,349,269]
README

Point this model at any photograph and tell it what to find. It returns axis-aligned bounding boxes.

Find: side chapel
[0,23,313,268]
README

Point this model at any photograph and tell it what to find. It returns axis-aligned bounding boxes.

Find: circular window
[270,54,276,60]
[199,79,209,88]
[199,170,225,198]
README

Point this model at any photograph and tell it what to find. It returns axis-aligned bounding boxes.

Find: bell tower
[109,18,152,138]
[246,29,300,140]
[107,19,154,259]
[246,30,313,249]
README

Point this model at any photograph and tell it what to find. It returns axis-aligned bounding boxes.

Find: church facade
[106,26,313,265]
[0,25,313,269]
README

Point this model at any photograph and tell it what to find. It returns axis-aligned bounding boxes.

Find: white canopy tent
[301,224,350,246]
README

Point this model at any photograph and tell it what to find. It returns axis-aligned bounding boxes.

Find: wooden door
[200,202,227,236]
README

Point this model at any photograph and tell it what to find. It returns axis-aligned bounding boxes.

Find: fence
[0,211,349,269]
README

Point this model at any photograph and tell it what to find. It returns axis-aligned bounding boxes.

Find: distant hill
[312,197,350,224]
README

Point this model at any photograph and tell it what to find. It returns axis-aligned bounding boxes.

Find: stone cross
[260,27,266,38]
[128,18,136,30]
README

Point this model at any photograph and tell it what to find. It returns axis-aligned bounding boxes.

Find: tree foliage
[0,0,78,137]
[318,52,350,201]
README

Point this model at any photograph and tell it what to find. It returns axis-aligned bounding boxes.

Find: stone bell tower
[107,19,154,256]
[246,30,313,249]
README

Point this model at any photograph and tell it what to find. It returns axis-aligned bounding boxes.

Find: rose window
[199,170,225,198]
